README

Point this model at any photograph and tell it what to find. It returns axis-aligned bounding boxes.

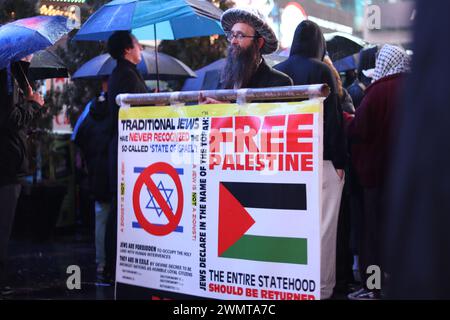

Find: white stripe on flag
[245,208,315,239]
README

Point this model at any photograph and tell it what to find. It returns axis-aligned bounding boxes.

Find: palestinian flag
[218,182,308,265]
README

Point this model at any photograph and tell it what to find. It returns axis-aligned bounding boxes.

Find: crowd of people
[195,7,411,300]
[1,6,414,299]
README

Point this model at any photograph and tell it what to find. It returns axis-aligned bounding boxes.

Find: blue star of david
[145,181,174,217]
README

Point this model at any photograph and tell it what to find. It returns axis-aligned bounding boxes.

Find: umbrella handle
[18,63,32,91]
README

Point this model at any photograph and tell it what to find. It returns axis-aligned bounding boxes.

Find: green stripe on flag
[220,235,307,265]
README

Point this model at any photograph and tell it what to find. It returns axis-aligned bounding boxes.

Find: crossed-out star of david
[145,181,174,217]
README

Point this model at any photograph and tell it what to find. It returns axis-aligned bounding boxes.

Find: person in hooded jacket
[0,56,45,296]
[74,79,111,277]
[274,20,347,299]
[346,44,411,300]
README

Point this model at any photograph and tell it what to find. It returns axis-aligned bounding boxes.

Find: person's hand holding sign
[198,92,229,105]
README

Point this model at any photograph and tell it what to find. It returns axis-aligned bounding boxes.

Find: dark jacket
[347,79,366,110]
[108,58,148,195]
[0,62,42,186]
[218,58,293,89]
[274,20,346,169]
[74,93,111,201]
[348,46,378,109]
[108,58,149,138]
[347,73,405,188]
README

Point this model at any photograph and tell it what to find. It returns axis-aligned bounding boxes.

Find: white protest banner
[116,100,323,300]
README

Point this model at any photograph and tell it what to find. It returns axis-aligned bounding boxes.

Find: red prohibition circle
[132,162,184,236]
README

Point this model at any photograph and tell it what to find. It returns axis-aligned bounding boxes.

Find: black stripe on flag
[221,182,307,210]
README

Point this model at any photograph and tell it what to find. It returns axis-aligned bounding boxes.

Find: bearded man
[200,7,292,103]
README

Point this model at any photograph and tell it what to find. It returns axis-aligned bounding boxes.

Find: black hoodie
[274,20,346,169]
[290,20,327,60]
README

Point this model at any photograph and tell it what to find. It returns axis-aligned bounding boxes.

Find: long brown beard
[221,41,260,89]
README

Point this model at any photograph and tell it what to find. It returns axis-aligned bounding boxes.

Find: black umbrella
[29,49,69,80]
[72,50,196,80]
[324,32,366,62]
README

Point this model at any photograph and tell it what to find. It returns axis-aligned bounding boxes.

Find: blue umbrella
[72,50,196,80]
[182,58,224,91]
[182,55,287,91]
[0,15,72,70]
[74,0,222,91]
[333,55,358,72]
[73,0,224,41]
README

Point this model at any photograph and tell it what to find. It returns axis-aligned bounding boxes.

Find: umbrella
[0,15,72,70]
[182,54,287,91]
[72,50,197,80]
[279,47,290,57]
[279,32,366,62]
[332,54,358,73]
[324,32,366,62]
[264,53,289,67]
[29,49,69,80]
[73,0,223,90]
[181,58,224,91]
[73,0,224,41]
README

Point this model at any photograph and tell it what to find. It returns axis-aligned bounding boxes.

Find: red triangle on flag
[218,183,255,256]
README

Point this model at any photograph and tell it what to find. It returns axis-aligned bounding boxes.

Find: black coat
[274,21,346,169]
[108,58,149,138]
[0,62,42,186]
[218,59,293,89]
[107,58,148,195]
[74,93,111,201]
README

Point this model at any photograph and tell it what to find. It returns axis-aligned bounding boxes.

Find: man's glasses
[226,32,259,42]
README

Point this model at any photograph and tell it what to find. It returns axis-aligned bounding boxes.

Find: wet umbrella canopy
[72,50,196,80]
[0,15,72,69]
[324,32,366,62]
[73,0,224,41]
[29,49,68,80]
[73,0,222,91]
[280,32,366,63]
